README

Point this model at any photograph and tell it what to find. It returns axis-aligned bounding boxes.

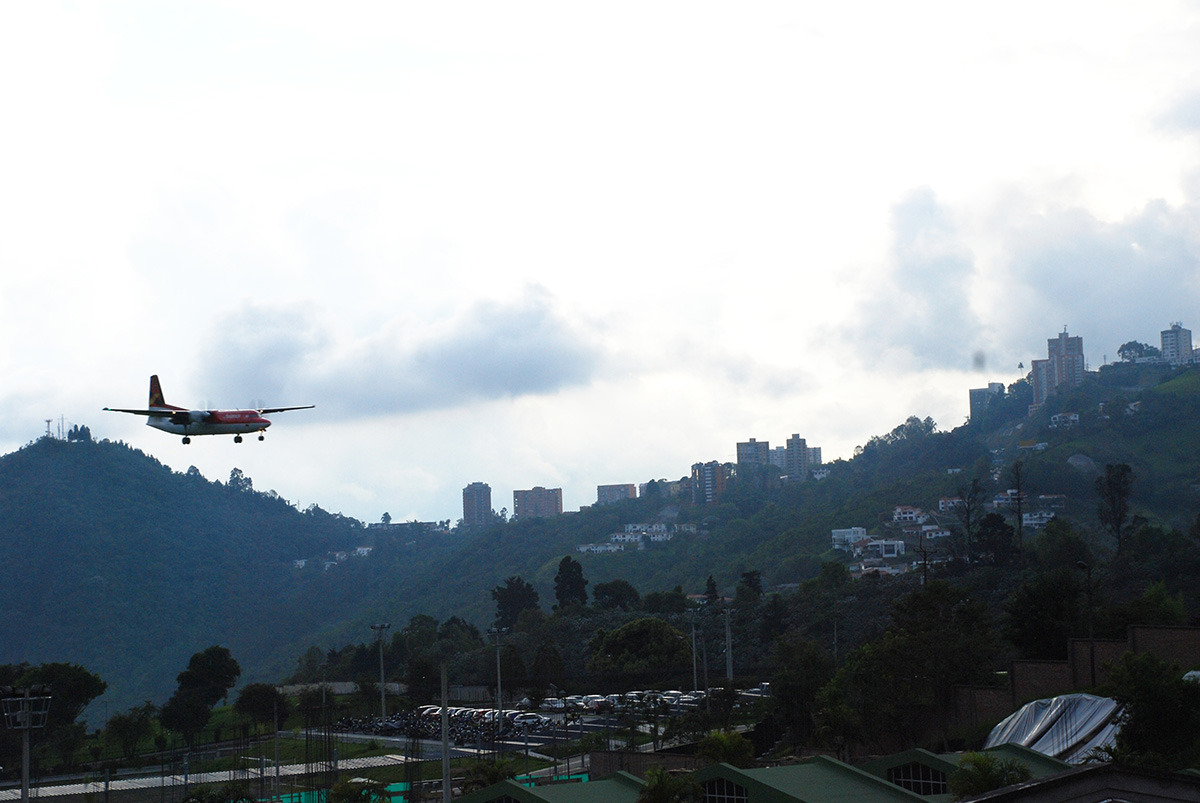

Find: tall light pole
[688,610,699,692]
[487,627,509,755]
[723,605,734,681]
[370,623,391,718]
[2,685,51,803]
[1076,562,1096,688]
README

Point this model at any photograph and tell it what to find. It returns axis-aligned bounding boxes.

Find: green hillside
[4,363,1200,721]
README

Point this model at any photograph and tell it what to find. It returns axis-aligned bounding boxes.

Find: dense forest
[3,360,1200,764]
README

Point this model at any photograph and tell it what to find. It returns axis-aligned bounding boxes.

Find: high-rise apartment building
[969,382,1005,422]
[513,486,563,519]
[785,434,809,481]
[462,482,492,529]
[736,438,771,466]
[691,461,729,504]
[1031,329,1085,408]
[1162,323,1194,366]
[596,484,637,505]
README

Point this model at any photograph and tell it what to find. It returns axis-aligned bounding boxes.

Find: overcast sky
[3,2,1200,523]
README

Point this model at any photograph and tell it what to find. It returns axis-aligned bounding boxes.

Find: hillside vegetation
[4,363,1200,722]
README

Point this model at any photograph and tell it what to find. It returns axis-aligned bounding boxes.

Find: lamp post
[370,623,391,718]
[688,610,699,692]
[2,685,52,803]
[487,627,509,756]
[1076,561,1096,688]
[723,604,734,681]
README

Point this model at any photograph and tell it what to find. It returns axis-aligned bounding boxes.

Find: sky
[3,2,1200,523]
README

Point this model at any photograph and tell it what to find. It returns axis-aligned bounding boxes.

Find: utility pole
[370,623,391,718]
[441,664,451,803]
[1077,562,1096,687]
[688,610,700,692]
[723,605,733,681]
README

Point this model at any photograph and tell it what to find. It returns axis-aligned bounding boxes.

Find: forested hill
[4,360,1200,721]
[0,437,383,717]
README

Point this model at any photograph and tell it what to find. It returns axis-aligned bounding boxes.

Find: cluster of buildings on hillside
[459,432,825,527]
[971,322,1197,421]
[454,323,1190,530]
[833,492,1069,577]
[575,522,698,555]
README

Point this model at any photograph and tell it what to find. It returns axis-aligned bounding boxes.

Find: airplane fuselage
[145,409,273,437]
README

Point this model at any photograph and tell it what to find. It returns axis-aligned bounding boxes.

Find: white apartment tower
[1162,323,1194,366]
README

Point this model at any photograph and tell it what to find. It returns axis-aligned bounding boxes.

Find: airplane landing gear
[182,436,191,445]
[234,435,243,443]
[258,434,265,441]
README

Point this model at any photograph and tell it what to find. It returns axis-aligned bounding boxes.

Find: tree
[704,575,720,605]
[162,646,241,747]
[818,581,996,749]
[1096,463,1135,553]
[177,646,242,708]
[696,730,755,768]
[328,779,390,803]
[553,556,588,610]
[589,618,690,683]
[637,766,703,803]
[1103,651,1200,769]
[107,702,158,759]
[1004,568,1082,660]
[17,662,107,732]
[976,513,1016,565]
[491,576,540,629]
[954,478,987,562]
[735,570,763,605]
[461,758,518,792]
[529,641,565,691]
[593,579,641,611]
[1117,341,1161,362]
[770,634,834,742]
[227,467,253,493]
[948,753,1031,799]
[644,585,688,614]
[160,689,211,748]
[233,683,290,734]
[1009,460,1027,552]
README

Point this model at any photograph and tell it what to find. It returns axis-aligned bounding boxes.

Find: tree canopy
[492,576,540,629]
[553,556,588,610]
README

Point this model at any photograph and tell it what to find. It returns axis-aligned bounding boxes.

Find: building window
[887,762,947,795]
[703,777,749,803]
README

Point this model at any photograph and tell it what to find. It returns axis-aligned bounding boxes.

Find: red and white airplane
[105,375,314,444]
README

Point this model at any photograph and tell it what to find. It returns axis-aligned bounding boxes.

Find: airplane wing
[258,405,315,415]
[103,407,175,417]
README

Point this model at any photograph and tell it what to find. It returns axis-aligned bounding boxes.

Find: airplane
[104,375,314,444]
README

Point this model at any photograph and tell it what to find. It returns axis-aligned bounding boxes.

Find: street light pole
[1076,562,1096,687]
[689,611,699,692]
[370,623,391,719]
[723,605,734,681]
[1,685,51,803]
[487,627,509,756]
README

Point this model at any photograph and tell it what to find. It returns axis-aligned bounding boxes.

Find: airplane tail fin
[149,375,167,408]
